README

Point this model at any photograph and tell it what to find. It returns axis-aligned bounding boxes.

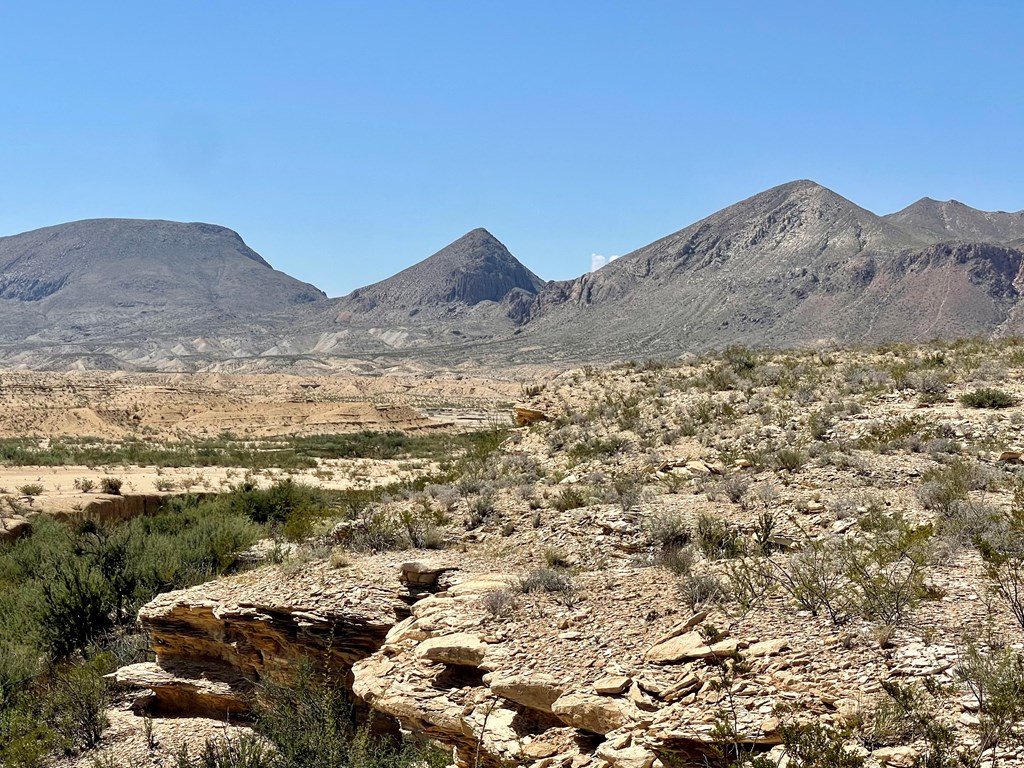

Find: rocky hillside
[63,338,1024,767]
[0,219,326,347]
[510,181,1024,361]
[277,228,546,356]
[884,196,1024,245]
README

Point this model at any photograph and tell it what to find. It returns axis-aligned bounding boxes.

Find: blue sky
[1,2,1022,296]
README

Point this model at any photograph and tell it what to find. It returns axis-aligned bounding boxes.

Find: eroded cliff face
[116,562,404,718]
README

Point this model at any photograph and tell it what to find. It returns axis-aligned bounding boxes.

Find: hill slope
[0,219,326,345]
[507,181,1024,360]
[276,228,546,356]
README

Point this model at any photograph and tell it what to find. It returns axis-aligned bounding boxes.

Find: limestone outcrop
[117,561,404,718]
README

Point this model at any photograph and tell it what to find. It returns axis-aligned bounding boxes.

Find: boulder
[416,633,488,667]
[514,407,550,426]
[0,515,31,544]
[594,675,632,695]
[874,746,919,767]
[485,671,564,713]
[551,692,631,734]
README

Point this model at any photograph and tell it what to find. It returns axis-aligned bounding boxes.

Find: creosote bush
[960,387,1016,409]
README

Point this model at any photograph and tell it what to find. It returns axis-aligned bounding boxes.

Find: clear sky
[1,2,1022,297]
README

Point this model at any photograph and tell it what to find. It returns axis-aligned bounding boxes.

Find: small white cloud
[590,253,619,272]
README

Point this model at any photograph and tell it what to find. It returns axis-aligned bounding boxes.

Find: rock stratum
[2,182,1024,369]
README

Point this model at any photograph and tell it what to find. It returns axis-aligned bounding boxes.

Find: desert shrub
[716,475,749,504]
[518,568,573,596]
[935,499,1004,552]
[251,663,448,768]
[464,492,496,530]
[100,477,122,495]
[219,480,328,533]
[725,556,775,612]
[46,656,111,751]
[912,371,948,402]
[40,560,113,659]
[807,411,833,441]
[780,721,864,768]
[543,547,571,569]
[753,511,776,555]
[608,473,643,511]
[174,735,276,768]
[658,543,696,576]
[481,589,517,619]
[680,573,728,612]
[344,510,407,553]
[771,446,807,472]
[857,415,928,453]
[17,484,43,497]
[696,513,743,560]
[917,458,993,515]
[960,387,1016,409]
[769,538,850,624]
[955,644,1024,757]
[73,477,95,493]
[645,512,691,551]
[567,435,629,461]
[844,516,931,627]
[552,485,587,512]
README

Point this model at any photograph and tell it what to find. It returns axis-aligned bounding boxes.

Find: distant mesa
[0,218,326,346]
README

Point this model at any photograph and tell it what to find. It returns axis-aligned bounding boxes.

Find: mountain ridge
[3,181,1024,370]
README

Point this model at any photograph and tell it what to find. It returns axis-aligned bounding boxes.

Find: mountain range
[2,180,1024,370]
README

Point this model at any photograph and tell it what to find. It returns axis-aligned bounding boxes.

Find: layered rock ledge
[117,561,406,718]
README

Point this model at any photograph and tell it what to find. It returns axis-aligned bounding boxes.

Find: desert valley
[3,179,1024,767]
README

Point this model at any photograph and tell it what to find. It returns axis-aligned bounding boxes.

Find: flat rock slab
[416,633,487,667]
[646,631,737,664]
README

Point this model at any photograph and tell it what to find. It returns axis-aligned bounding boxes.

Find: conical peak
[344,228,544,310]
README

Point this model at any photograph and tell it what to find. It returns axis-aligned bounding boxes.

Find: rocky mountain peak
[344,228,544,311]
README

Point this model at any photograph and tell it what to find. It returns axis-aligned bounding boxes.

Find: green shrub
[658,544,696,576]
[251,664,449,768]
[696,513,743,560]
[771,447,807,472]
[100,477,122,495]
[552,486,587,512]
[40,561,113,659]
[645,512,691,551]
[175,735,276,768]
[960,387,1016,408]
[16,484,43,497]
[769,538,850,624]
[46,656,111,751]
[481,589,517,619]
